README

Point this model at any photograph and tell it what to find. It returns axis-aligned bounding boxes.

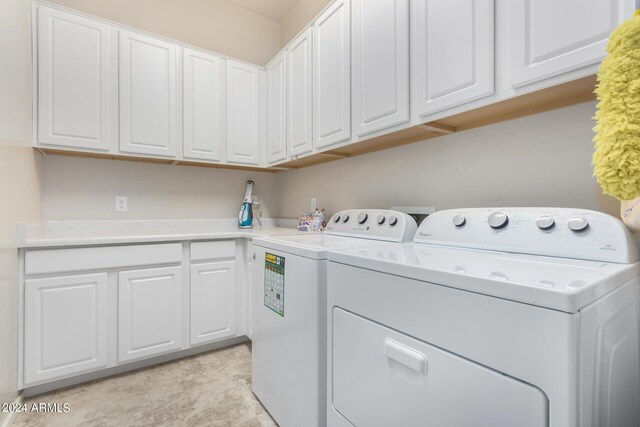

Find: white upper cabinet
[119,30,177,157]
[183,48,224,162]
[411,0,494,118]
[313,0,351,149]
[287,28,314,157]
[266,53,287,163]
[37,6,111,151]
[509,0,634,88]
[352,0,409,137]
[226,60,260,165]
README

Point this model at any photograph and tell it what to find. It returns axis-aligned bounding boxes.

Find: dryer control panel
[325,210,417,243]
[414,208,639,263]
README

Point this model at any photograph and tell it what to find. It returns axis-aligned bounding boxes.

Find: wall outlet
[115,196,128,212]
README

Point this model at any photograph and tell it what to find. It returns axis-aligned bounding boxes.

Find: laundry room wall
[47,0,282,65]
[0,0,43,422]
[280,0,331,45]
[41,156,281,220]
[276,101,620,219]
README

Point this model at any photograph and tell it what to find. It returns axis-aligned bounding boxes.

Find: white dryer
[327,208,640,427]
[251,209,417,427]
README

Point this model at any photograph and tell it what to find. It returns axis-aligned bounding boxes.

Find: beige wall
[0,0,43,421]
[277,101,619,218]
[48,0,282,65]
[280,0,330,45]
[42,156,280,220]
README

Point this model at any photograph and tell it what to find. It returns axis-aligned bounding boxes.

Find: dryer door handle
[384,339,428,374]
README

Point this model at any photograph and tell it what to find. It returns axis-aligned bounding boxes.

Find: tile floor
[12,343,278,427]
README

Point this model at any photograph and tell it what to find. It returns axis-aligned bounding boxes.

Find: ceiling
[224,0,300,23]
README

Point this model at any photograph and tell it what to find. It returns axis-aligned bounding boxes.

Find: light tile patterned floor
[12,343,278,427]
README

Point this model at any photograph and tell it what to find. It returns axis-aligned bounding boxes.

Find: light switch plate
[116,196,128,212]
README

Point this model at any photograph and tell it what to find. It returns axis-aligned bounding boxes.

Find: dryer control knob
[333,215,341,223]
[567,216,589,232]
[357,212,368,224]
[342,214,350,223]
[452,214,466,227]
[536,216,555,230]
[389,216,398,226]
[488,211,509,229]
[377,215,386,225]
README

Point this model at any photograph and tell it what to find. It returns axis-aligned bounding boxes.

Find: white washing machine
[327,208,640,427]
[251,209,417,427]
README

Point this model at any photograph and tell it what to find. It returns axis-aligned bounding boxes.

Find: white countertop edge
[17,218,304,249]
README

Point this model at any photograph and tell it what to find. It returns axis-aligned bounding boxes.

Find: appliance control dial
[333,215,341,223]
[389,216,398,226]
[536,216,555,230]
[452,214,466,227]
[357,212,368,224]
[342,214,350,223]
[377,215,386,225]
[488,211,509,229]
[568,216,589,232]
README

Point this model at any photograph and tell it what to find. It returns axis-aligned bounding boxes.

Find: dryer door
[331,308,548,427]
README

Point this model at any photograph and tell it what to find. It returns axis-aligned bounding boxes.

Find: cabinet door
[183,48,223,161]
[313,0,351,149]
[226,60,260,165]
[411,0,494,117]
[24,273,108,385]
[118,266,182,362]
[509,0,634,88]
[190,261,236,345]
[287,28,314,156]
[352,0,409,137]
[119,30,177,157]
[37,6,111,151]
[266,53,287,163]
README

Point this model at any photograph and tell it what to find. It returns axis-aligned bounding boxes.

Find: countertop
[18,218,303,249]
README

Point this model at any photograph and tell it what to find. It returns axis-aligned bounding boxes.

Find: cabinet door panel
[266,53,287,163]
[24,273,108,385]
[183,48,223,161]
[226,60,260,165]
[287,28,314,156]
[190,261,236,345]
[118,266,182,362]
[313,0,351,148]
[119,30,177,157]
[37,6,110,151]
[352,0,409,136]
[412,0,494,117]
[509,0,633,87]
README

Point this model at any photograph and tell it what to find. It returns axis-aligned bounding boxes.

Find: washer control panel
[325,209,417,242]
[414,208,638,263]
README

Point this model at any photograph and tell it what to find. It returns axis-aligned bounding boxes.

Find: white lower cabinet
[118,266,183,363]
[24,273,109,385]
[190,261,236,345]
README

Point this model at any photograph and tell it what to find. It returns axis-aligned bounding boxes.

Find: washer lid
[328,244,640,313]
[253,234,398,260]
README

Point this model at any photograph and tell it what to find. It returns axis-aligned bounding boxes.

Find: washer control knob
[488,211,509,229]
[357,212,368,224]
[342,214,350,223]
[389,216,398,226]
[452,214,466,227]
[536,216,555,230]
[333,215,341,223]
[377,215,386,225]
[567,216,589,232]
